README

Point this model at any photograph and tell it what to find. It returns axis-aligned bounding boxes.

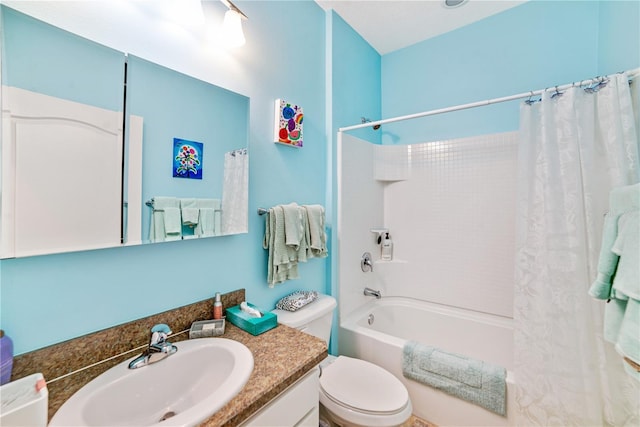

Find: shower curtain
[514,73,640,426]
[221,148,248,235]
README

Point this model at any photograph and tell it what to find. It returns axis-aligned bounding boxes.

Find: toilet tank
[272,294,336,344]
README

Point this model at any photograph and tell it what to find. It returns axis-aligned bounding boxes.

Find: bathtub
[339,297,515,427]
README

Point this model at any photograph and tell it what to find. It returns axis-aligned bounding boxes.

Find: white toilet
[273,294,412,427]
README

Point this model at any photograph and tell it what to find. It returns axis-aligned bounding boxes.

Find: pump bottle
[213,293,223,319]
[381,232,393,261]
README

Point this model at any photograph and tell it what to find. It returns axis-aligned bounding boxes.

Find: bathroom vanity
[199,323,325,426]
[239,367,320,427]
[9,290,327,426]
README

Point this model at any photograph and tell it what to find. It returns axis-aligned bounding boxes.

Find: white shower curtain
[221,148,248,235]
[515,73,640,426]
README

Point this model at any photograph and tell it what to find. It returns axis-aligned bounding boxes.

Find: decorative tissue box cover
[226,303,278,336]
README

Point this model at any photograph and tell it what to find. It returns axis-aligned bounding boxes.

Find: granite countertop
[200,323,327,426]
[11,290,327,426]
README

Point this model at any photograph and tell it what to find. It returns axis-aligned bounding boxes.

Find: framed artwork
[274,99,303,148]
[173,138,203,179]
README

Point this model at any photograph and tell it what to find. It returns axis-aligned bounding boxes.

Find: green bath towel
[589,183,640,381]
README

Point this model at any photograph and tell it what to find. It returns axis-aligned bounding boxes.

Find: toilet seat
[320,356,410,415]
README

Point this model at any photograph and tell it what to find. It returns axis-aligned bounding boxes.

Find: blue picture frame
[173,138,203,179]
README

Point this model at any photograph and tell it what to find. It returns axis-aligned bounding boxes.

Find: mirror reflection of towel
[180,198,199,227]
[163,207,181,235]
[195,199,221,237]
[149,197,182,242]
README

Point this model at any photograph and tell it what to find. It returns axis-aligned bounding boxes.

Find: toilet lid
[320,356,408,414]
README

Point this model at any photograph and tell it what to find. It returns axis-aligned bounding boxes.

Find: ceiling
[315,0,528,55]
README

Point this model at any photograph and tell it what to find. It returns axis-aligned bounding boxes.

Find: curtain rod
[339,67,640,132]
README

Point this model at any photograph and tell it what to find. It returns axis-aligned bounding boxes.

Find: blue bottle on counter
[0,329,14,385]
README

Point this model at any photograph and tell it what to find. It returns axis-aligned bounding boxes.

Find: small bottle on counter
[213,292,223,319]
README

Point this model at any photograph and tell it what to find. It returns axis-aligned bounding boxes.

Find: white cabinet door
[241,367,319,427]
[1,86,123,257]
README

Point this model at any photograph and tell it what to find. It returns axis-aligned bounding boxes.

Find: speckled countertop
[200,324,327,426]
[10,289,327,426]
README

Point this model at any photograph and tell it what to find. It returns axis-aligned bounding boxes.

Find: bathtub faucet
[364,287,381,299]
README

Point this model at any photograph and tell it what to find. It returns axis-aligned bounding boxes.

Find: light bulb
[222,9,245,47]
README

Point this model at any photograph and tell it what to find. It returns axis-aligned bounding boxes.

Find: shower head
[361,117,381,130]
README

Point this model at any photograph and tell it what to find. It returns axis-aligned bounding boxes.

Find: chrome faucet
[364,287,381,299]
[361,252,374,272]
[128,323,178,369]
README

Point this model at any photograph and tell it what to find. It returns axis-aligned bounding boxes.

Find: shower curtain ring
[525,90,535,105]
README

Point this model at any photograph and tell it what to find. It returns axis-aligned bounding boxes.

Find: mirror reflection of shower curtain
[514,73,640,426]
[221,148,249,235]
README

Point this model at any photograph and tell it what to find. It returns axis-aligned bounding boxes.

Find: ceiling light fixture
[443,0,468,8]
[220,0,248,47]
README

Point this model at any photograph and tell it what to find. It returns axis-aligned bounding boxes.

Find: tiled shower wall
[379,132,518,318]
[339,132,518,320]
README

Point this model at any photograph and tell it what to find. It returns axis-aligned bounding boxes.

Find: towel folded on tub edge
[402,340,507,416]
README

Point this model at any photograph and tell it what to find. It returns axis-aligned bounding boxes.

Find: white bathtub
[339,297,515,427]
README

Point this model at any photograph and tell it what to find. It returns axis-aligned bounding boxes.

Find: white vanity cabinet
[241,367,319,427]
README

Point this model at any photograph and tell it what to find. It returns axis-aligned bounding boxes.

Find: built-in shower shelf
[374,259,408,264]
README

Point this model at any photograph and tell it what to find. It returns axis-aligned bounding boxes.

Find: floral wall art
[274,98,303,147]
[173,138,203,179]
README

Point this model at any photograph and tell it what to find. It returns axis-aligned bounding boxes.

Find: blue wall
[597,0,640,75]
[380,0,638,145]
[1,0,637,356]
[330,11,382,144]
[0,0,329,355]
[1,6,124,111]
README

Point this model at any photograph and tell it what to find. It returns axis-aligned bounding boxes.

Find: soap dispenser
[381,232,393,261]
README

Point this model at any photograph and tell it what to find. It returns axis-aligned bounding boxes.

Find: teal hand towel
[282,202,305,263]
[282,203,303,249]
[180,198,199,227]
[263,206,299,287]
[149,197,181,242]
[303,204,328,258]
[589,183,640,381]
[610,211,640,301]
[163,207,181,237]
[589,183,640,300]
[194,199,221,237]
[403,341,507,416]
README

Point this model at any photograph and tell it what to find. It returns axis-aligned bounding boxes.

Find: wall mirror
[0,5,249,258]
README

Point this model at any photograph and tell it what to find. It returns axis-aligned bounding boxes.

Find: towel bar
[146,199,222,212]
[257,208,268,215]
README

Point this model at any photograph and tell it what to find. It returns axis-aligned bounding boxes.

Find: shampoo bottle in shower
[381,233,393,261]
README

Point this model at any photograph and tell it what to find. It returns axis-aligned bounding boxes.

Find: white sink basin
[50,338,254,427]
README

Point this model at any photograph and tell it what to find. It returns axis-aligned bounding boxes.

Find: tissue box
[226,303,278,336]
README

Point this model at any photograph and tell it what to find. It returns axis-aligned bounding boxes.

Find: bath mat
[402,340,506,416]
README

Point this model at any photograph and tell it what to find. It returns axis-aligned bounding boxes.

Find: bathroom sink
[50,338,254,427]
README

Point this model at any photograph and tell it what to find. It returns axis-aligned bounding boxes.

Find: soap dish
[189,319,225,339]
